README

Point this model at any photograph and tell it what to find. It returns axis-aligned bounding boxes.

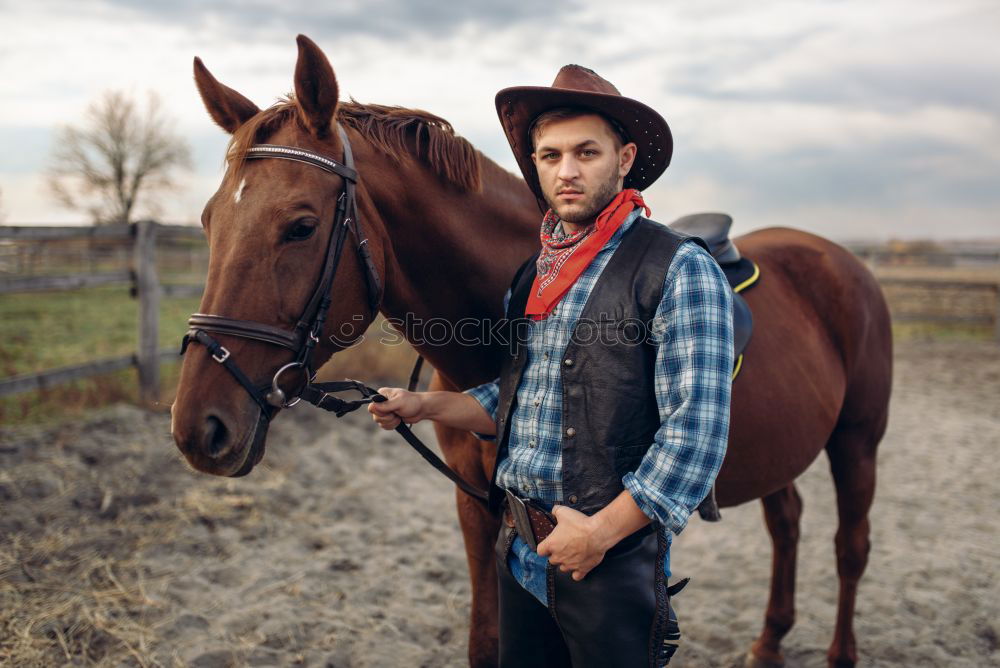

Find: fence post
[134,219,160,404]
[994,285,1000,343]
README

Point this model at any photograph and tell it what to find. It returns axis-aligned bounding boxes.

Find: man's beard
[543,164,621,224]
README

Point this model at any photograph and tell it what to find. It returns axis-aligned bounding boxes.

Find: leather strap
[186,313,302,350]
[503,500,557,547]
[245,144,358,181]
[407,355,425,392]
[296,378,491,505]
[502,494,663,558]
[181,329,273,415]
[340,130,383,317]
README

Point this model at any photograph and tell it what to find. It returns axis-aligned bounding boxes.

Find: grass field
[0,286,200,424]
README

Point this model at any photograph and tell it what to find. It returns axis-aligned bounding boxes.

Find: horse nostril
[204,415,230,458]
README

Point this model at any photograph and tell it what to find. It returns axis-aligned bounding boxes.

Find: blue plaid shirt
[465,208,733,603]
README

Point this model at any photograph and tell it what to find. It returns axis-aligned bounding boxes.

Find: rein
[180,124,489,504]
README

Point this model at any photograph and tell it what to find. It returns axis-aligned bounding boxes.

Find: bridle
[179,124,490,503]
[181,125,382,418]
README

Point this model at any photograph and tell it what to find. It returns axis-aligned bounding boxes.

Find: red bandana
[525,188,650,320]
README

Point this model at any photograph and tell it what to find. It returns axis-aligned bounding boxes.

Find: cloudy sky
[0,0,997,240]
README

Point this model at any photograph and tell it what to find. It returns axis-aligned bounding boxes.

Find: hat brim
[495,86,672,202]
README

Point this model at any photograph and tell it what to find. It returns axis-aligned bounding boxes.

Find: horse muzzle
[172,401,270,477]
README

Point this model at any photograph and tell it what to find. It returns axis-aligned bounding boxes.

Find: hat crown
[551,65,621,96]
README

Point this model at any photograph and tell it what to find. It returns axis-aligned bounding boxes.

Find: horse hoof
[743,649,785,668]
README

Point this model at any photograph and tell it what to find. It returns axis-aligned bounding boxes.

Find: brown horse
[171,35,892,668]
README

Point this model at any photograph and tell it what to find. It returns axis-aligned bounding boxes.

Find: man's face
[531,114,637,223]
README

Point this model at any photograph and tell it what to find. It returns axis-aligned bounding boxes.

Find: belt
[502,488,659,556]
[502,489,556,552]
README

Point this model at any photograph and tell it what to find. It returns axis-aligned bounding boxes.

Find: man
[369,65,733,667]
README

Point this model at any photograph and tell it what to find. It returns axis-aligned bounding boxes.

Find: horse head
[171,35,386,477]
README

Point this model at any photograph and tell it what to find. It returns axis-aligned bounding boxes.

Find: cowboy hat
[495,64,672,202]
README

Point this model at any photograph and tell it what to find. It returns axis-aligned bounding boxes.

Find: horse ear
[193,57,260,134]
[293,34,339,139]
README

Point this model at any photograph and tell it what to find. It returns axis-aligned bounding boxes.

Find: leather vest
[488,217,709,515]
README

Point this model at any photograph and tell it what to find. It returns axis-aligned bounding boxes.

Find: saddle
[668,212,758,379]
[667,213,760,522]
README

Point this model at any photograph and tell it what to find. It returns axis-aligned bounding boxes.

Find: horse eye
[285,219,317,242]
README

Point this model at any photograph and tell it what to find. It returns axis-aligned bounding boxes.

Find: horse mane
[225,96,482,191]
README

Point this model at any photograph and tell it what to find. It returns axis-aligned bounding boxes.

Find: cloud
[0,0,996,239]
[668,1,1000,114]
[93,0,584,41]
[669,100,1000,160]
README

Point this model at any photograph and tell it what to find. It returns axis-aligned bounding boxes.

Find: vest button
[568,494,579,504]
[563,358,573,366]
[565,427,576,437]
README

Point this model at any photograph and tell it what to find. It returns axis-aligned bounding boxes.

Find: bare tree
[48,90,193,225]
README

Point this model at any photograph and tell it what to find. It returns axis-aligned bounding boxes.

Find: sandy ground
[1,340,998,667]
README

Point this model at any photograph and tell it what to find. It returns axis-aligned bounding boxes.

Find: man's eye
[543,153,558,160]
[581,149,597,157]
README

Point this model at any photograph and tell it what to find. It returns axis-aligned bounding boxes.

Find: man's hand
[537,490,654,581]
[365,389,496,436]
[536,505,611,581]
[367,387,423,429]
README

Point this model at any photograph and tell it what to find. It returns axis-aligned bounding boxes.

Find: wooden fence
[1,227,998,402]
[848,248,1000,267]
[0,221,204,401]
[876,278,1000,340]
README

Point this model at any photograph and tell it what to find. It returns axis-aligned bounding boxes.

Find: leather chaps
[495,525,681,667]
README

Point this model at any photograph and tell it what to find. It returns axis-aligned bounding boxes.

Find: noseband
[180,124,383,417]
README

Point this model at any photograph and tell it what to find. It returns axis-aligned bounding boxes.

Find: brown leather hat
[495,64,672,202]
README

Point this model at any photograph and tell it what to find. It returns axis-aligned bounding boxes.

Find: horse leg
[425,370,500,666]
[455,488,502,668]
[746,484,803,668]
[824,422,878,667]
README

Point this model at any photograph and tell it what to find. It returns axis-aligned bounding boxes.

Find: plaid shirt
[465,208,733,536]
